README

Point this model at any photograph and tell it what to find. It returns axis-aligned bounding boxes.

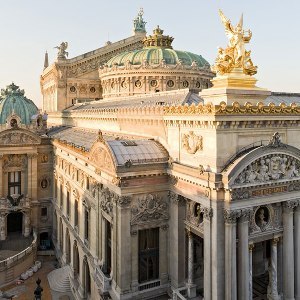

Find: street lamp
[34,278,43,300]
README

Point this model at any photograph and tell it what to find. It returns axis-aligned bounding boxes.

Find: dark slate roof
[65,89,202,111]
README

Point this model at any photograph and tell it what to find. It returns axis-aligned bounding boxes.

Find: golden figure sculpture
[212,10,257,76]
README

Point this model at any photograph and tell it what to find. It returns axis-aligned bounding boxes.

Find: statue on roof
[133,8,146,34]
[212,10,257,76]
[55,42,68,59]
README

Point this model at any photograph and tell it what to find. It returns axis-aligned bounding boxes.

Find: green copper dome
[106,26,209,68]
[0,83,38,125]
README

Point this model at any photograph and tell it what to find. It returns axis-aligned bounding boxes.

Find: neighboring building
[0,83,52,285]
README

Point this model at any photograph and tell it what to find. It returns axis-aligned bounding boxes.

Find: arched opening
[73,242,80,279]
[65,229,71,264]
[82,257,91,296]
[39,232,50,250]
[7,212,23,235]
[59,218,63,251]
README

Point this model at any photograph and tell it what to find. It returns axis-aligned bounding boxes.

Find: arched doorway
[7,212,23,235]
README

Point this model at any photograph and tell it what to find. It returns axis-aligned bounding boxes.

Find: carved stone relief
[3,154,26,170]
[0,131,40,145]
[131,194,168,225]
[182,131,203,154]
[89,144,114,173]
[234,154,300,185]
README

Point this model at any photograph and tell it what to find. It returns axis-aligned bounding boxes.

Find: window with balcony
[8,171,21,196]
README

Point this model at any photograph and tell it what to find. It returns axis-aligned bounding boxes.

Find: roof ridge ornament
[133,8,146,35]
[142,25,174,49]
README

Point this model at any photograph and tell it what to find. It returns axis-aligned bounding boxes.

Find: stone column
[237,209,250,300]
[224,209,240,300]
[203,207,212,300]
[268,237,280,300]
[187,230,196,298]
[277,237,283,297]
[0,213,6,240]
[295,204,300,300]
[283,200,296,300]
[169,192,186,288]
[249,243,254,300]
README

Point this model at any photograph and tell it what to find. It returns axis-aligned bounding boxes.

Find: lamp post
[34,278,43,300]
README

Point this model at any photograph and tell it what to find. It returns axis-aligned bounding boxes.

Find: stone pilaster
[237,209,250,300]
[283,200,297,300]
[203,207,212,300]
[130,229,139,292]
[0,155,3,197]
[224,209,240,300]
[159,225,168,284]
[295,204,300,300]
[23,212,31,237]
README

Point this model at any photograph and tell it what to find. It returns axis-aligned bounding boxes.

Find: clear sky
[0,0,299,107]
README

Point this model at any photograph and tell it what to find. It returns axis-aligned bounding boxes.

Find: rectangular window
[74,199,78,227]
[41,207,47,217]
[8,171,21,196]
[138,228,159,283]
[60,184,63,209]
[66,191,70,216]
[84,209,89,241]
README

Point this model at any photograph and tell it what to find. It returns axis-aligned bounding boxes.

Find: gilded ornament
[212,10,257,76]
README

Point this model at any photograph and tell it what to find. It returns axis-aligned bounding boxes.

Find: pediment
[0,129,41,146]
[226,144,300,188]
[88,140,116,174]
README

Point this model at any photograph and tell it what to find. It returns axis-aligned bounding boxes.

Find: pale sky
[0,0,299,107]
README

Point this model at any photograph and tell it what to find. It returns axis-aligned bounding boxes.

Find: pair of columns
[224,209,250,300]
[186,207,212,299]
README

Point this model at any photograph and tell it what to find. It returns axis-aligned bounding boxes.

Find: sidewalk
[1,255,57,299]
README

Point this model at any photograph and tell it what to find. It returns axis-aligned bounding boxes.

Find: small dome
[0,83,38,125]
[106,26,209,68]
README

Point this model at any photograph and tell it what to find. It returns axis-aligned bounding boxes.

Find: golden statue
[212,10,257,76]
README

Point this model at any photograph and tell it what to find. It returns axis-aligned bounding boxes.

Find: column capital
[272,237,280,245]
[202,206,213,220]
[168,191,185,206]
[249,243,255,252]
[224,209,241,224]
[283,200,298,212]
[239,208,252,222]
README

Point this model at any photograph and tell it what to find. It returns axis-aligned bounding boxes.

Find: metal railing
[0,231,37,271]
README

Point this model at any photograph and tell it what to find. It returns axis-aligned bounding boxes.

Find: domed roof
[0,83,38,125]
[106,26,209,68]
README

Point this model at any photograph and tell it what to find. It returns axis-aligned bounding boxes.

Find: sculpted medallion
[182,131,203,154]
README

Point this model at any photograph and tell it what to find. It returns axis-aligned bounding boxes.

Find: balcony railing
[172,287,188,300]
[95,266,111,293]
[0,231,37,271]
